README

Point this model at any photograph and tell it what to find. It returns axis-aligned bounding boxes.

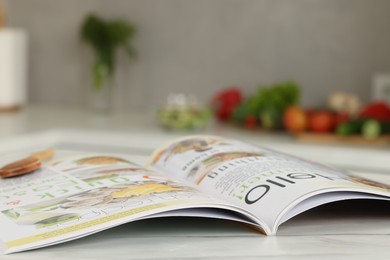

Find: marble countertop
[0,105,389,259]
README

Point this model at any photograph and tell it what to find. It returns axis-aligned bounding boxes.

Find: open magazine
[0,135,389,254]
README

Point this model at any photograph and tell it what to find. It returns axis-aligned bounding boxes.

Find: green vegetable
[336,119,366,136]
[259,106,283,130]
[232,97,259,123]
[232,81,300,129]
[256,82,300,113]
[257,82,300,129]
[337,119,390,138]
[361,120,381,139]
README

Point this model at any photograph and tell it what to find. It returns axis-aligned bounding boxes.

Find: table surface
[0,105,389,260]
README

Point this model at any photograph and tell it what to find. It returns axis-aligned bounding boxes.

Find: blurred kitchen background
[1,0,390,141]
[3,0,390,110]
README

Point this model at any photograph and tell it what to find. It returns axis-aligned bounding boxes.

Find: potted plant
[80,14,136,112]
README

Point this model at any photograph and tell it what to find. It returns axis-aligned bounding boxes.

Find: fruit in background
[327,91,361,116]
[336,118,390,138]
[335,101,390,139]
[334,112,350,127]
[359,101,390,121]
[283,106,307,133]
[361,120,382,139]
[256,82,300,130]
[307,111,336,133]
[211,88,242,122]
[228,81,300,129]
[244,115,257,129]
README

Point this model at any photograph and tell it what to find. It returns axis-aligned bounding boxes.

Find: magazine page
[148,135,390,233]
[0,153,261,254]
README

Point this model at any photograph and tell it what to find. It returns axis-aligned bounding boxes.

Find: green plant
[81,14,136,90]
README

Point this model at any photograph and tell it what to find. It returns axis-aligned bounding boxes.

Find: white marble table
[0,105,389,259]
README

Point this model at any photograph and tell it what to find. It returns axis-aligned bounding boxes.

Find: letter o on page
[245,185,270,204]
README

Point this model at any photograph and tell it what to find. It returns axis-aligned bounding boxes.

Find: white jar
[0,28,28,111]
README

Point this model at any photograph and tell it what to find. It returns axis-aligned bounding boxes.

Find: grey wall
[4,0,390,111]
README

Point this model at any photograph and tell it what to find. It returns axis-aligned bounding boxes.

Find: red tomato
[359,101,390,121]
[308,111,336,133]
[211,88,243,122]
[283,106,308,133]
[334,112,350,126]
[244,115,257,129]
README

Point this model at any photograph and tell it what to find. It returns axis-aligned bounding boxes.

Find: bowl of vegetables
[158,94,212,131]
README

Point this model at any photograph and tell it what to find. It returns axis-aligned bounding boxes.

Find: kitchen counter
[0,104,389,260]
[1,104,389,173]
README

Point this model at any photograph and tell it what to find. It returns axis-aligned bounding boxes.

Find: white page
[0,152,260,254]
[149,135,390,231]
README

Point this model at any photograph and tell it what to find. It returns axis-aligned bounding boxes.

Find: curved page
[148,135,390,233]
[0,153,261,254]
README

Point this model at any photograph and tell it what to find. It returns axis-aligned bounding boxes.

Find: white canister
[372,74,390,104]
[0,28,28,110]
